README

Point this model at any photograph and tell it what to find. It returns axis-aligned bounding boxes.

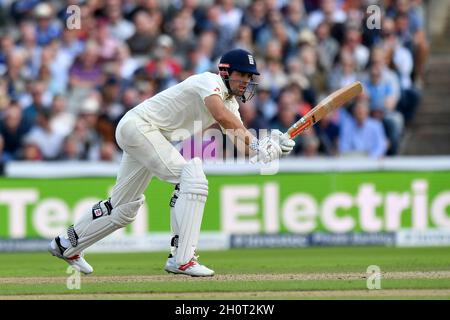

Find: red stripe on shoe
[178,260,196,271]
[67,255,80,260]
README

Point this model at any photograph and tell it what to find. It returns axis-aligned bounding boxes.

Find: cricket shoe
[164,254,215,277]
[48,237,93,274]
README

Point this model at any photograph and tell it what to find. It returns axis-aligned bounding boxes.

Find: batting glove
[270,129,295,156]
[250,136,282,164]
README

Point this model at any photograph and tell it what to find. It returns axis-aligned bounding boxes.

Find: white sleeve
[195,73,225,101]
[219,99,243,133]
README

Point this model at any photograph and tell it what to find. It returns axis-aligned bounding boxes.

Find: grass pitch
[1,246,450,299]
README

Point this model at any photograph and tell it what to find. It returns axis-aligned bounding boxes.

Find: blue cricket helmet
[218,49,260,75]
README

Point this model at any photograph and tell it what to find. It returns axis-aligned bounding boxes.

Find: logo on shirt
[214,87,221,92]
[248,55,254,65]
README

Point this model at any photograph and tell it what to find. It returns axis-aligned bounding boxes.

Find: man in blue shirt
[339,96,387,159]
[363,64,404,155]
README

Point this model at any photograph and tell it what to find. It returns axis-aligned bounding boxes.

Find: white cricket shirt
[132,72,241,141]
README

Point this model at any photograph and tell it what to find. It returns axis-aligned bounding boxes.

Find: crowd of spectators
[0,0,427,165]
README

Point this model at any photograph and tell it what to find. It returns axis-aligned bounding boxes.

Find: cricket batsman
[48,49,295,277]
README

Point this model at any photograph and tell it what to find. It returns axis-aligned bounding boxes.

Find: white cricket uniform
[111,72,241,207]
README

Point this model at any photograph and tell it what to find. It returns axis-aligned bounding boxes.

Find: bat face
[287,81,363,139]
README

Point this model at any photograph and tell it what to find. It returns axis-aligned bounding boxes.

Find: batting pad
[174,158,208,265]
[169,184,180,255]
[63,195,145,257]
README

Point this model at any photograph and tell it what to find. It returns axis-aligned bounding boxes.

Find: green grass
[1,246,450,299]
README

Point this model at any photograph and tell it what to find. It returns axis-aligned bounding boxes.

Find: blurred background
[0,0,449,252]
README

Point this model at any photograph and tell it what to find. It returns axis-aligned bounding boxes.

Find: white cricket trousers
[112,111,187,208]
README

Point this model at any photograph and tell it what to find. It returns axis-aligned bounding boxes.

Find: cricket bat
[285,81,363,139]
[251,81,363,163]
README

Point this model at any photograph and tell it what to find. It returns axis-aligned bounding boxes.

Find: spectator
[239,98,268,133]
[241,0,267,43]
[3,51,31,101]
[24,109,65,160]
[315,21,339,73]
[314,111,340,156]
[0,133,6,175]
[68,41,104,94]
[90,140,120,162]
[265,38,285,62]
[125,0,161,21]
[144,35,183,89]
[196,30,216,69]
[10,0,40,24]
[256,10,297,58]
[388,0,429,85]
[378,18,421,124]
[33,2,62,46]
[232,25,255,53]
[37,42,73,95]
[23,81,50,126]
[114,86,140,125]
[50,95,76,137]
[0,33,15,75]
[300,131,320,157]
[100,76,123,121]
[285,0,308,33]
[67,117,91,160]
[126,10,160,57]
[0,103,31,160]
[285,81,312,117]
[259,40,290,95]
[284,56,312,104]
[169,11,197,68]
[184,31,215,75]
[379,17,413,90]
[59,28,85,61]
[200,5,234,59]
[339,96,387,159]
[105,3,135,41]
[343,0,366,26]
[19,137,43,161]
[73,3,97,42]
[165,0,205,36]
[111,44,140,81]
[0,133,11,164]
[254,79,278,121]
[367,46,401,108]
[341,26,370,71]
[0,78,9,111]
[363,63,404,155]
[76,96,102,159]
[58,135,83,161]
[307,0,347,32]
[269,90,302,154]
[94,20,120,63]
[17,20,40,75]
[261,56,289,99]
[329,49,359,91]
[133,71,160,102]
[218,0,244,38]
[298,44,326,95]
